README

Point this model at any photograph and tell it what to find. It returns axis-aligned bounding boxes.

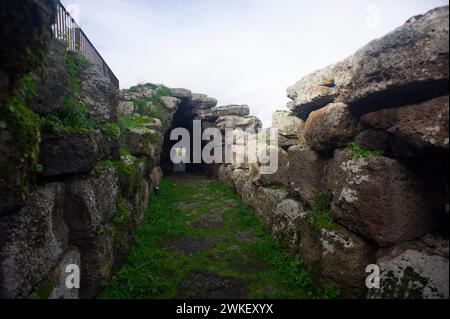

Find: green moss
[111,152,145,198]
[101,122,121,140]
[120,147,133,157]
[112,197,132,255]
[33,278,54,299]
[36,164,44,173]
[115,154,138,177]
[92,160,115,177]
[96,225,107,237]
[346,141,382,159]
[41,52,95,133]
[142,132,160,145]
[145,104,171,131]
[115,197,132,225]
[118,114,155,130]
[133,98,147,114]
[322,282,342,299]
[124,83,172,131]
[0,73,41,198]
[309,190,335,232]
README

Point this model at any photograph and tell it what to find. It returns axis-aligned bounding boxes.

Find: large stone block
[48,247,81,299]
[231,169,257,208]
[304,102,358,151]
[116,155,146,199]
[0,183,68,298]
[287,6,449,118]
[369,236,449,299]
[277,134,304,151]
[29,39,68,115]
[64,167,119,241]
[143,118,164,133]
[161,96,180,113]
[0,0,56,100]
[355,129,389,154]
[39,131,103,177]
[216,115,262,132]
[190,93,218,109]
[253,187,289,226]
[127,128,162,158]
[197,105,250,121]
[170,88,192,101]
[328,149,441,246]
[319,226,376,298]
[293,208,376,298]
[117,101,134,115]
[272,199,306,251]
[79,224,115,299]
[255,146,289,187]
[361,96,449,157]
[131,180,149,227]
[287,145,330,205]
[32,246,81,299]
[231,169,248,193]
[218,165,234,188]
[272,110,305,138]
[77,53,119,123]
[0,102,41,215]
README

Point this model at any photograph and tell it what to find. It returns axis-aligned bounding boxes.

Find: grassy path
[99,174,339,299]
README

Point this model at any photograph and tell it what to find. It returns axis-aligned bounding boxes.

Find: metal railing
[52,1,119,88]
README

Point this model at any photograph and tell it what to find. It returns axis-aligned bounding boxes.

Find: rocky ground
[99,173,340,299]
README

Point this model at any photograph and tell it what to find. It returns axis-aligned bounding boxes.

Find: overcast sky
[61,0,448,127]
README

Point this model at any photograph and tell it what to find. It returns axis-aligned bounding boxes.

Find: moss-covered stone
[0,74,42,213]
[33,279,54,299]
[41,52,95,133]
[0,0,57,102]
[112,197,133,257]
[115,154,145,198]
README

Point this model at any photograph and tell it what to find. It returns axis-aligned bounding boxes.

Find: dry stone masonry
[0,1,448,300]
[218,6,449,299]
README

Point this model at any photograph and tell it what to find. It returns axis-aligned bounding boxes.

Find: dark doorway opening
[160,97,218,177]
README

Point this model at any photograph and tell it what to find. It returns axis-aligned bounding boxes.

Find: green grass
[309,190,335,232]
[99,178,340,299]
[346,141,382,159]
[101,122,121,140]
[118,114,155,129]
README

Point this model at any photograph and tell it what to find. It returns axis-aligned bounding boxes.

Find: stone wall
[217,6,449,299]
[1,2,448,300]
[0,30,167,299]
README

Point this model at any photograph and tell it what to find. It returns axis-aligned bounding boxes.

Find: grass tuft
[346,141,382,159]
[309,190,335,232]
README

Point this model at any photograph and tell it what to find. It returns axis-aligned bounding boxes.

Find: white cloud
[62,0,448,127]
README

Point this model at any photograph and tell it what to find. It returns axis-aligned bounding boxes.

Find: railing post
[75,27,82,53]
